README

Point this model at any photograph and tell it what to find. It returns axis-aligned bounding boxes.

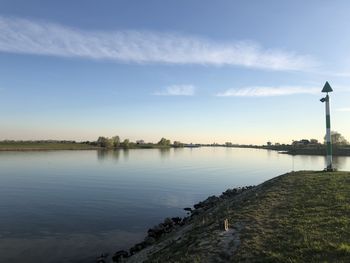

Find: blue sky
[0,0,349,144]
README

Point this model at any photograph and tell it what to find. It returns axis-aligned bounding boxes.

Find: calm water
[0,147,349,262]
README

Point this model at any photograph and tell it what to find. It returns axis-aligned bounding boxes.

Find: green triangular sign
[322,81,333,93]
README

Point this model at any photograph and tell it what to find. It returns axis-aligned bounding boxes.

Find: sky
[0,0,349,145]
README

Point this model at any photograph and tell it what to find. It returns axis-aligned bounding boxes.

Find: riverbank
[260,145,350,156]
[0,142,173,151]
[282,147,350,156]
[0,142,100,151]
[3,141,350,157]
[110,171,350,262]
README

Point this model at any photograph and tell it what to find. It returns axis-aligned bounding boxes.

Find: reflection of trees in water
[123,149,129,161]
[97,149,121,162]
[159,147,171,159]
[97,150,107,161]
[173,147,185,155]
[112,150,121,161]
[333,156,347,170]
[318,155,347,170]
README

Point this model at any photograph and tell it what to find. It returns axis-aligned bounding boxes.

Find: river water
[0,147,349,262]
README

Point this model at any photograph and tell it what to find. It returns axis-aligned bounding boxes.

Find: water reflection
[173,147,185,155]
[333,156,348,170]
[97,149,108,161]
[97,149,121,162]
[158,147,171,159]
[1,148,350,263]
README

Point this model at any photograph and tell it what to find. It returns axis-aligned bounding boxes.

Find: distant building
[136,140,145,144]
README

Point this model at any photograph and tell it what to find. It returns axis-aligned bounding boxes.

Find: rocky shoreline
[94,171,350,262]
[96,185,254,263]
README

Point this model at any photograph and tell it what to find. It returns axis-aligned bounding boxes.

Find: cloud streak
[153,85,195,96]
[0,16,315,71]
[216,86,319,97]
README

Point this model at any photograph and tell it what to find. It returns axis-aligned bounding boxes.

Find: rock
[147,224,165,239]
[182,216,189,224]
[137,242,146,250]
[164,217,174,227]
[171,217,182,225]
[112,250,128,262]
[129,242,145,255]
[194,195,219,210]
[144,236,156,246]
[220,185,254,199]
[191,208,204,217]
[97,253,108,263]
[221,188,239,198]
[193,203,202,209]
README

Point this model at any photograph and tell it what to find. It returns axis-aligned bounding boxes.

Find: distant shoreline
[255,145,350,156]
[0,148,100,151]
[0,142,99,151]
[0,142,190,151]
[1,142,350,156]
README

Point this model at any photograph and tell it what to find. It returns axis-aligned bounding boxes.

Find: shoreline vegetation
[0,138,198,151]
[105,171,350,263]
[1,138,350,156]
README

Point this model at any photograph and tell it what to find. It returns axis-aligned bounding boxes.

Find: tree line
[93,136,173,148]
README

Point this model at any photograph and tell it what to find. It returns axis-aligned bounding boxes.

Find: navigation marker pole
[320,81,333,171]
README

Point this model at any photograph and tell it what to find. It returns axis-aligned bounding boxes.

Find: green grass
[0,142,98,150]
[0,141,172,150]
[232,171,350,262]
[145,171,350,262]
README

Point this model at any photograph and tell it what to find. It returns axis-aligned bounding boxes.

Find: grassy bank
[124,171,350,262]
[0,142,173,151]
[261,145,350,156]
[0,142,99,150]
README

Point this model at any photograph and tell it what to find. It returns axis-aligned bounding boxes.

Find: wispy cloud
[0,16,316,71]
[216,86,319,97]
[336,108,350,112]
[153,85,195,96]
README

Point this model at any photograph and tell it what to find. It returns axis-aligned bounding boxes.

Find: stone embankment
[107,186,254,263]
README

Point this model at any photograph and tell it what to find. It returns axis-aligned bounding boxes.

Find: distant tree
[110,136,120,148]
[97,136,109,147]
[158,137,171,146]
[267,141,272,146]
[310,139,319,144]
[136,140,145,145]
[122,139,130,148]
[324,131,349,146]
[173,141,184,147]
